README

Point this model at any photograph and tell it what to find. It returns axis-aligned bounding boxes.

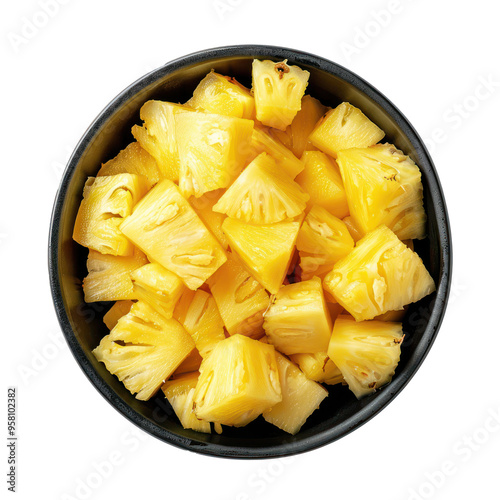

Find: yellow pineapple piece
[309,102,385,157]
[289,352,343,386]
[222,216,302,294]
[213,152,309,224]
[342,216,363,242]
[73,174,151,256]
[295,151,349,218]
[187,71,254,119]
[175,111,254,198]
[193,335,282,427]
[297,205,354,280]
[103,300,134,330]
[252,59,310,131]
[120,180,227,290]
[328,316,403,399]
[93,301,195,400]
[264,277,332,355]
[263,352,327,434]
[97,142,160,185]
[208,253,270,338]
[323,225,435,321]
[83,248,148,303]
[338,143,426,240]
[162,372,211,433]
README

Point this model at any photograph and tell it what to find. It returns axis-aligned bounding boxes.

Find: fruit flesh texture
[290,352,344,385]
[103,300,134,330]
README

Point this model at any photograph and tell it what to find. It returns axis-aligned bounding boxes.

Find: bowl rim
[48,44,452,459]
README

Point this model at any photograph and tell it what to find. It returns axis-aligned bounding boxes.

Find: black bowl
[48,45,452,458]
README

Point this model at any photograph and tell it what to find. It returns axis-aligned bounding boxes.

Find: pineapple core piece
[263,352,328,435]
[162,372,211,434]
[73,174,151,256]
[264,276,332,355]
[337,143,427,240]
[193,335,282,427]
[103,300,134,331]
[93,301,195,401]
[309,102,385,157]
[328,316,404,399]
[290,352,344,386]
[213,152,309,224]
[252,59,310,131]
[120,179,227,290]
[323,225,435,321]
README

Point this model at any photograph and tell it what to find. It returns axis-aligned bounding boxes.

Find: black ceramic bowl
[48,45,451,458]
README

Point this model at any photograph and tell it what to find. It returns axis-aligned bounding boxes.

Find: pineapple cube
[323,225,436,321]
[337,143,427,240]
[252,59,310,131]
[213,152,309,224]
[73,174,151,256]
[103,300,134,330]
[309,102,385,157]
[120,180,227,290]
[93,301,195,400]
[263,277,332,355]
[187,71,255,119]
[289,352,343,385]
[193,335,282,427]
[263,352,327,435]
[328,316,404,399]
[175,111,254,198]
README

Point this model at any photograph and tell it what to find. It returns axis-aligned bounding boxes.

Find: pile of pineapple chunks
[73,59,436,436]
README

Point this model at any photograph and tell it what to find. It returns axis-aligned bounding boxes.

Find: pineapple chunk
[175,111,254,198]
[93,301,195,400]
[103,300,134,330]
[162,372,211,433]
[213,152,309,224]
[208,253,270,338]
[97,142,160,185]
[120,180,227,290]
[83,248,148,303]
[73,174,151,256]
[222,216,302,294]
[193,335,282,427]
[297,205,354,280]
[343,216,363,242]
[337,143,427,240]
[130,263,184,318]
[263,352,327,434]
[252,59,310,131]
[323,225,436,321]
[295,151,349,218]
[328,316,403,399]
[309,102,385,157]
[290,352,344,385]
[264,277,332,355]
[131,100,191,181]
[187,71,254,119]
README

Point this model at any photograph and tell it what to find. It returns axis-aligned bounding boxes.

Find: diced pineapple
[130,262,184,318]
[73,174,151,256]
[162,372,211,433]
[103,300,134,330]
[263,352,327,434]
[131,100,191,181]
[328,316,403,399]
[264,277,332,355]
[309,102,385,157]
[296,205,354,280]
[93,301,195,400]
[83,248,148,303]
[97,142,160,185]
[175,111,254,198]
[289,352,344,385]
[295,151,349,218]
[208,253,270,338]
[252,59,310,131]
[120,180,227,290]
[342,216,363,242]
[222,216,302,294]
[337,143,426,240]
[213,152,309,224]
[193,335,282,427]
[187,71,254,119]
[323,225,436,321]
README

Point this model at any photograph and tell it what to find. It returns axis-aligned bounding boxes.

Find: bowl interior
[50,46,451,458]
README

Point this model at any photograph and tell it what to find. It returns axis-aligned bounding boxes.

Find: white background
[2,0,500,499]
